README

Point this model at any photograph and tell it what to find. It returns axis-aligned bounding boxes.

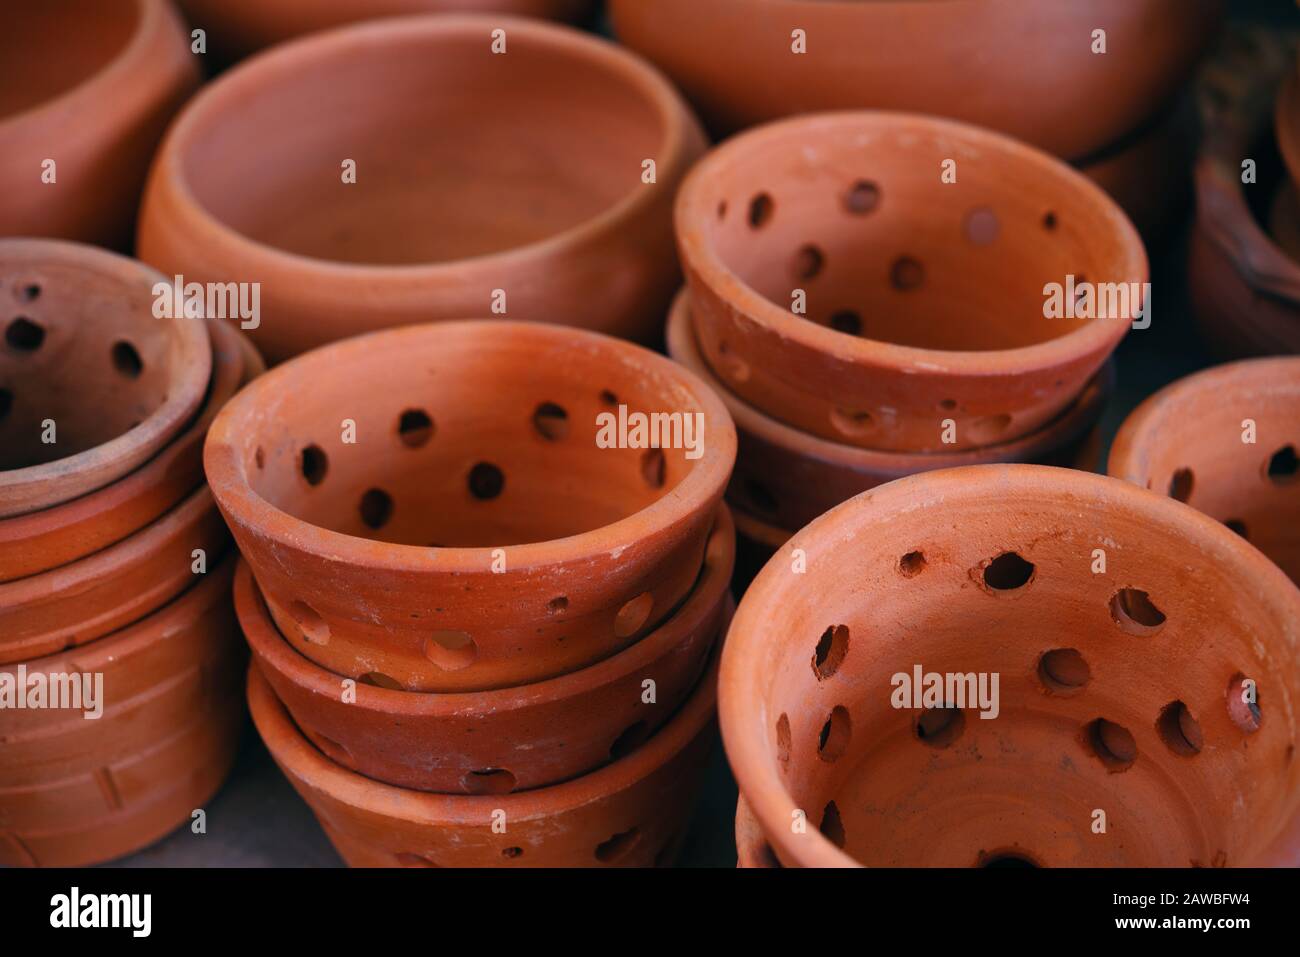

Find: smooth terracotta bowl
[139,15,706,362]
[609,0,1222,161]
[1109,358,1300,585]
[0,240,213,517]
[248,644,720,867]
[0,321,260,583]
[666,290,1111,532]
[235,505,733,793]
[721,464,1300,867]
[205,320,735,692]
[676,112,1143,453]
[0,0,199,249]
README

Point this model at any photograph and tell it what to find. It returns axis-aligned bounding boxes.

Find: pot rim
[146,13,699,278]
[718,463,1300,867]
[203,320,736,574]
[675,110,1145,377]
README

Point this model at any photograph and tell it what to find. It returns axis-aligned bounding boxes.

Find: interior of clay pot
[732,467,1299,867]
[179,23,665,265]
[0,1,140,119]
[696,118,1139,350]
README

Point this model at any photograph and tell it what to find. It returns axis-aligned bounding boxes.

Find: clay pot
[0,0,200,249]
[666,290,1111,534]
[1109,358,1300,585]
[205,320,735,692]
[0,558,243,867]
[609,0,1223,161]
[0,240,213,517]
[721,464,1300,867]
[235,504,733,792]
[248,638,720,867]
[139,15,706,362]
[676,112,1143,453]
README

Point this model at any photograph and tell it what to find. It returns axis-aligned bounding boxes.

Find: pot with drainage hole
[721,464,1300,867]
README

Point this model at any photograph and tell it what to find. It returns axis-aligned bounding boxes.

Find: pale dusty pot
[0,558,243,867]
[139,15,706,362]
[204,320,735,692]
[0,0,199,249]
[0,320,261,582]
[721,464,1300,867]
[235,505,732,793]
[676,112,1143,453]
[1109,357,1300,585]
[609,0,1222,161]
[0,240,212,517]
[666,289,1112,533]
[247,644,720,867]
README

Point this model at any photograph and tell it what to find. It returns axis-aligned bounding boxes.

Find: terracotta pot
[0,240,213,518]
[139,15,706,362]
[0,0,200,249]
[666,290,1111,533]
[0,558,243,867]
[247,642,721,867]
[235,504,733,792]
[1109,357,1300,586]
[721,464,1300,867]
[676,112,1143,453]
[609,0,1223,161]
[205,320,735,692]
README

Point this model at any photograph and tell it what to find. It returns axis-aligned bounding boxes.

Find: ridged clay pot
[0,0,200,249]
[0,320,261,583]
[0,240,212,517]
[609,0,1223,160]
[721,464,1300,867]
[139,15,706,362]
[676,112,1143,453]
[0,558,243,867]
[235,505,733,793]
[1109,358,1300,586]
[248,643,720,867]
[205,321,735,692]
[666,290,1112,534]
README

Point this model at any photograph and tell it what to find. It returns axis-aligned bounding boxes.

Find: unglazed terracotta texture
[0,240,213,518]
[609,0,1223,160]
[1109,358,1300,585]
[0,558,244,867]
[721,465,1300,867]
[205,321,735,692]
[235,504,732,792]
[0,0,200,249]
[676,112,1143,453]
[248,640,720,867]
[666,290,1112,533]
[139,15,706,362]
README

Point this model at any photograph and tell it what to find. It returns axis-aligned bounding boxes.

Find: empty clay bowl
[205,320,735,692]
[721,464,1300,867]
[139,14,706,361]
[235,504,733,792]
[1109,357,1300,585]
[676,112,1143,453]
[0,320,260,583]
[666,290,1112,533]
[0,0,199,249]
[248,639,720,867]
[0,240,213,517]
[609,0,1223,161]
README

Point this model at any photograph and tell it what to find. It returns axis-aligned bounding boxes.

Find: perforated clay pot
[676,112,1143,453]
[721,464,1300,867]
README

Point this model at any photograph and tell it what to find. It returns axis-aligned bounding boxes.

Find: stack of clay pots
[0,239,261,867]
[666,112,1145,553]
[206,320,738,866]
